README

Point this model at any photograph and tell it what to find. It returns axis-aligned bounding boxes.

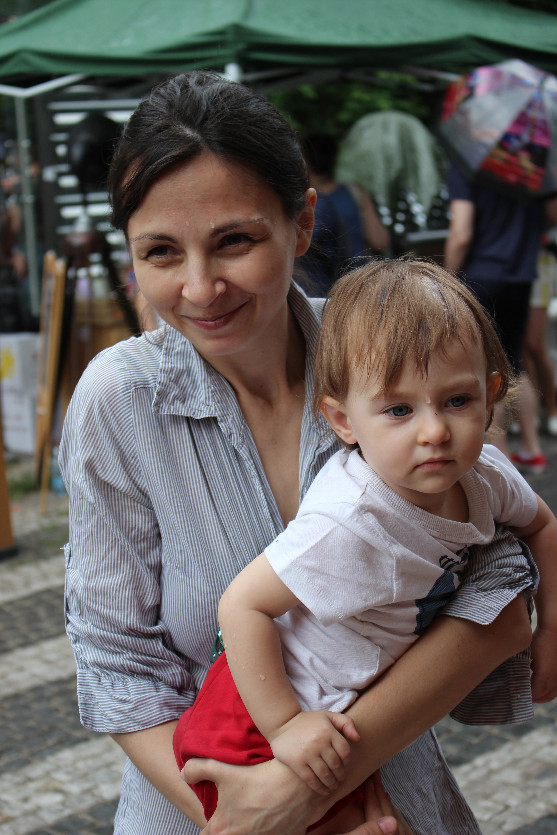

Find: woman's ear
[295,188,317,257]
[320,396,357,445]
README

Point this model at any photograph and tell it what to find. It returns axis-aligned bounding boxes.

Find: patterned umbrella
[437,59,557,196]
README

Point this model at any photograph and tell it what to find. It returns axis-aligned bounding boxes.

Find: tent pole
[14,95,40,318]
[224,63,243,82]
[0,74,86,100]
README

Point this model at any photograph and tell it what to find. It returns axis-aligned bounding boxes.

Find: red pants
[173,652,364,830]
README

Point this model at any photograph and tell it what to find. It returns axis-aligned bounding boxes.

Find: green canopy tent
[1,0,557,80]
[2,0,557,312]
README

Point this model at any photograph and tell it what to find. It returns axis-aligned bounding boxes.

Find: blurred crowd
[1,107,557,476]
[0,134,41,332]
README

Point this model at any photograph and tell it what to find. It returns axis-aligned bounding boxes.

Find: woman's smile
[179,299,250,330]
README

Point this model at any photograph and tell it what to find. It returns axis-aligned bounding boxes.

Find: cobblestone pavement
[2,438,557,834]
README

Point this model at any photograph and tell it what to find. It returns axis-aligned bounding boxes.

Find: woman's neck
[208,308,306,406]
[211,310,306,526]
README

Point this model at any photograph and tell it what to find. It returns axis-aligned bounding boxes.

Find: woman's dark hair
[108,71,309,233]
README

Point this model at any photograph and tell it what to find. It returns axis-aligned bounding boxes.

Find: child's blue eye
[387,404,411,418]
[448,395,468,408]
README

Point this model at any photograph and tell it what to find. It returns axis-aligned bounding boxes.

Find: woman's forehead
[128,153,282,229]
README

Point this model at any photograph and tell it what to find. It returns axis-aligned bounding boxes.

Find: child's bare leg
[309,800,366,835]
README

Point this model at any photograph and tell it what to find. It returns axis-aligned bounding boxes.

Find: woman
[60,72,533,835]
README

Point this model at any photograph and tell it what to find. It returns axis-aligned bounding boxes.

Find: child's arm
[218,553,360,795]
[512,495,557,703]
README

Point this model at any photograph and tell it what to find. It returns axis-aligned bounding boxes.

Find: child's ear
[320,396,357,445]
[486,372,502,410]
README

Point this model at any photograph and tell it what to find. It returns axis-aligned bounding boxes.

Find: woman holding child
[61,71,542,835]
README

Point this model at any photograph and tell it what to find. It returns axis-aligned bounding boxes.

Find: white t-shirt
[264,444,538,713]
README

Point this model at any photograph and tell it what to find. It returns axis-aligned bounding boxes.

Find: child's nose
[418,411,450,445]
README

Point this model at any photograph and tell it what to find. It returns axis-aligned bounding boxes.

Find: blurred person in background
[520,231,557,438]
[444,161,554,474]
[299,133,390,296]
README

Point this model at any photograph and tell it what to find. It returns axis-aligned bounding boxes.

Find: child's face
[321,337,500,515]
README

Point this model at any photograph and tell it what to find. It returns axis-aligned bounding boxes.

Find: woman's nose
[180,258,226,307]
[418,411,450,445]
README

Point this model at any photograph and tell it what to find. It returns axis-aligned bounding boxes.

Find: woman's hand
[344,821,398,835]
[362,771,413,835]
[183,757,407,835]
[185,757,322,834]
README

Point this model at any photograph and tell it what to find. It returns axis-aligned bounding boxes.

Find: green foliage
[268,75,438,139]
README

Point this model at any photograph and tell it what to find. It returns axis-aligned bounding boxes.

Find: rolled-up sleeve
[443,525,538,724]
[61,350,194,734]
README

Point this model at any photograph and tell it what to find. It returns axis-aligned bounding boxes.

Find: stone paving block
[23,800,119,835]
[0,814,44,835]
[0,556,64,605]
[452,725,557,833]
[512,814,557,834]
[0,636,76,698]
[0,738,124,834]
[0,678,94,776]
[0,591,65,654]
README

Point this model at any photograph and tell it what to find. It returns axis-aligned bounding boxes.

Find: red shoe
[510,451,548,474]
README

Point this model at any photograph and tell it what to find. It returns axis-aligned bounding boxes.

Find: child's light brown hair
[313,258,513,430]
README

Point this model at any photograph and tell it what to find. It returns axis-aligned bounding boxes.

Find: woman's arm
[111,721,206,827]
[185,593,532,834]
[343,595,531,785]
[111,723,403,835]
[61,354,212,828]
[513,496,557,634]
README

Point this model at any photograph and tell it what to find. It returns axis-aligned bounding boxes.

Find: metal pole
[14,95,40,317]
[224,63,243,82]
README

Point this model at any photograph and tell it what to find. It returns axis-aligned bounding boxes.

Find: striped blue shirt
[60,281,536,835]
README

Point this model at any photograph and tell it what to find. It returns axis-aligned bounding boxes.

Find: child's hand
[269,710,360,796]
[530,625,557,703]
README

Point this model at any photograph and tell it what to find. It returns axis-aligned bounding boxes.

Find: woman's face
[127,152,315,363]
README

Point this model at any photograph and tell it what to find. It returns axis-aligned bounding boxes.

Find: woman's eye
[386,404,411,418]
[146,244,175,259]
[221,232,252,248]
[448,395,468,408]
